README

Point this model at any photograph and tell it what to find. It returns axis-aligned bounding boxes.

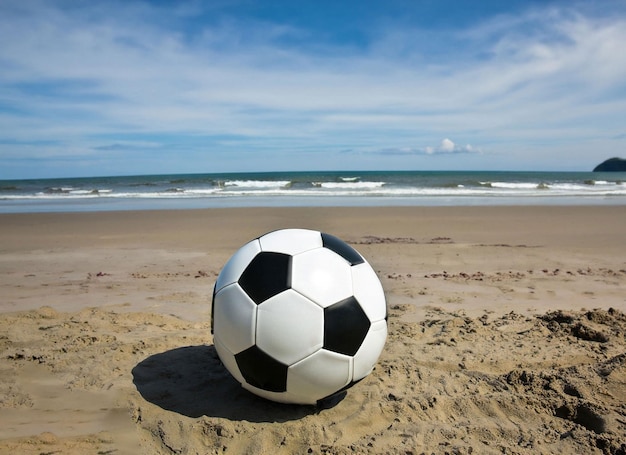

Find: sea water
[1,170,625,213]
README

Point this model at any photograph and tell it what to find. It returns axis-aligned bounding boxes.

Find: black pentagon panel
[321,233,364,266]
[324,296,371,356]
[235,345,288,392]
[239,252,292,304]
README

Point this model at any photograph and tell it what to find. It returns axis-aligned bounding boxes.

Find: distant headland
[593,157,626,172]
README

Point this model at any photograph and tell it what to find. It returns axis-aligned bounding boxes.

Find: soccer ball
[211,228,387,405]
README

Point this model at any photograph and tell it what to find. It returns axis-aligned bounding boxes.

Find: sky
[1,0,626,179]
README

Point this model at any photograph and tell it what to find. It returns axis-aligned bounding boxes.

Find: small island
[593,157,626,172]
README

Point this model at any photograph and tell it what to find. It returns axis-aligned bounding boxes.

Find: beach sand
[0,206,625,454]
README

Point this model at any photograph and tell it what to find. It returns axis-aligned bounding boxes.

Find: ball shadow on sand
[131,345,345,423]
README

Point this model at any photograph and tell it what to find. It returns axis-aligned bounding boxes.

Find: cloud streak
[0,1,625,177]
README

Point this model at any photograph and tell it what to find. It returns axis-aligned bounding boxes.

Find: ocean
[1,170,625,213]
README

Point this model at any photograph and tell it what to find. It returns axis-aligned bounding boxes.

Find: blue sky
[1,0,626,179]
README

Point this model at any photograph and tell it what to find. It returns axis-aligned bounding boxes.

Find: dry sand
[0,206,625,454]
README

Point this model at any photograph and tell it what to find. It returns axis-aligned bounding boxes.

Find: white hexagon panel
[256,289,324,365]
[352,319,388,381]
[291,248,353,308]
[212,284,257,354]
[287,349,352,403]
[259,229,323,255]
[351,262,387,322]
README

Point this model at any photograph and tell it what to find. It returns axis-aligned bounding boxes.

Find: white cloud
[425,139,477,155]
[440,138,455,153]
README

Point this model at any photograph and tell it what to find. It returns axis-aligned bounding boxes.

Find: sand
[0,206,625,454]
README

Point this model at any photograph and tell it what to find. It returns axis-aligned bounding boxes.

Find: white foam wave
[487,182,540,189]
[223,180,290,188]
[320,181,385,189]
[67,189,113,195]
